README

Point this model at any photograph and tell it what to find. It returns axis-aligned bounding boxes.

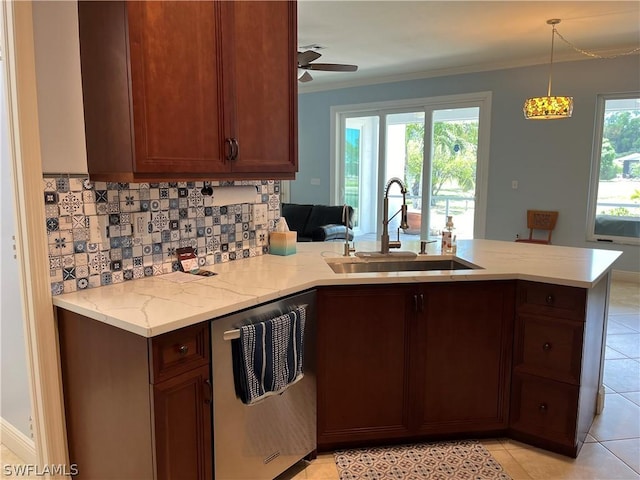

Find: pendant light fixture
[523,19,573,120]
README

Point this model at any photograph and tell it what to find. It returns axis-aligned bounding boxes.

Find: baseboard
[612,269,640,284]
[1,417,36,464]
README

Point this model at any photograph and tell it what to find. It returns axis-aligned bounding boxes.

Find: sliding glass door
[334,93,490,242]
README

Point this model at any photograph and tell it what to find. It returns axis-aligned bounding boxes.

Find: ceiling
[297,1,640,92]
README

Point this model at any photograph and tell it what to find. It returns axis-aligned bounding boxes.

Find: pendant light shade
[523,19,573,120]
[523,95,573,119]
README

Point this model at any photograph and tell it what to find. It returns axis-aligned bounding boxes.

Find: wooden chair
[515,210,558,244]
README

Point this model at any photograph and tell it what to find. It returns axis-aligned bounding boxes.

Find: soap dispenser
[441,216,457,254]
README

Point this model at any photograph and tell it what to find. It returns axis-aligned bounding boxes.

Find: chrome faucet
[380,177,410,254]
[342,204,355,256]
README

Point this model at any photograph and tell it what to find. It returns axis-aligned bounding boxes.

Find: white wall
[295,55,640,273]
[32,0,86,174]
[1,57,33,441]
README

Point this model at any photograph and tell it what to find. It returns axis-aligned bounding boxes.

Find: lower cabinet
[57,309,212,480]
[57,276,608,471]
[316,285,414,447]
[153,365,213,480]
[413,281,514,435]
[509,279,607,456]
[316,281,515,450]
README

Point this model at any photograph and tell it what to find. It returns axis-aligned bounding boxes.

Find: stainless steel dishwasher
[211,289,317,480]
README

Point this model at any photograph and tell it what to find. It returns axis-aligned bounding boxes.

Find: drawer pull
[542,342,552,351]
[545,294,554,305]
[539,403,548,413]
[178,345,189,356]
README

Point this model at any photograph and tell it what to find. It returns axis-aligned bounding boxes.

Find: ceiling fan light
[523,96,574,119]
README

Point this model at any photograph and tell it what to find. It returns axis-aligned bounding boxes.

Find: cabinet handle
[224,138,235,162]
[545,294,554,305]
[204,379,212,404]
[413,293,424,313]
[539,403,548,413]
[542,342,552,351]
[225,138,239,161]
[231,138,239,161]
[178,345,189,356]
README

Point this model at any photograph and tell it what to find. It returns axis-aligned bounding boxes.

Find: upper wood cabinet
[78,1,297,182]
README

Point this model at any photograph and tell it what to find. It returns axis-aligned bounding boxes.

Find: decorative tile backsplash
[44,176,280,295]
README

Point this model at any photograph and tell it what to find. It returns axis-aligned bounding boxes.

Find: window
[331,93,491,241]
[587,94,640,245]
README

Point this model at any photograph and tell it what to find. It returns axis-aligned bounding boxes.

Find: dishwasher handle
[222,304,308,341]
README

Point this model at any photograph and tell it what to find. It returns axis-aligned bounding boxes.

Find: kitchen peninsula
[53,239,621,479]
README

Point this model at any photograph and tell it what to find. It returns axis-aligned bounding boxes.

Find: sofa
[281,203,354,242]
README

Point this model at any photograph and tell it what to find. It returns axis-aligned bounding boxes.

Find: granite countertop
[52,239,622,337]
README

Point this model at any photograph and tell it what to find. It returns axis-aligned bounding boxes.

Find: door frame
[330,91,492,239]
[2,1,68,467]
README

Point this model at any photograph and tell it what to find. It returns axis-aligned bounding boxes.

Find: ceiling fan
[297,50,358,83]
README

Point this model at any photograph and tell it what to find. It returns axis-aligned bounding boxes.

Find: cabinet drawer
[514,315,584,384]
[517,281,586,321]
[150,323,210,383]
[510,373,578,448]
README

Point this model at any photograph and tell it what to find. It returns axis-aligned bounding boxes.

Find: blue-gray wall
[295,55,640,273]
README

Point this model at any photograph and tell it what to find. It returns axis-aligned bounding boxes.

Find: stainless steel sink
[326,257,481,274]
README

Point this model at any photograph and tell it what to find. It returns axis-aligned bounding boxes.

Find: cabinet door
[153,365,213,480]
[127,1,228,174]
[317,286,413,448]
[412,281,514,434]
[220,1,297,177]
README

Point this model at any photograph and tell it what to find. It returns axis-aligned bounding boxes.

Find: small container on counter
[441,216,457,254]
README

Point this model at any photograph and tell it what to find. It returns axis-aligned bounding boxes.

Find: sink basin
[326,257,481,274]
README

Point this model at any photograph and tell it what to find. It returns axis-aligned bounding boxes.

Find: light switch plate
[253,204,268,226]
[88,215,108,244]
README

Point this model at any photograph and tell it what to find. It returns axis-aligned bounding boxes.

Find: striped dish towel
[232,305,306,405]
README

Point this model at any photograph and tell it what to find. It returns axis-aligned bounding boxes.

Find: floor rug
[334,440,512,480]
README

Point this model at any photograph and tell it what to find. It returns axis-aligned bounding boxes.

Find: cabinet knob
[539,403,548,413]
[542,342,552,351]
[178,345,189,356]
[545,294,554,305]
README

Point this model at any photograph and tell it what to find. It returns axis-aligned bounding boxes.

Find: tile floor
[1,281,638,480]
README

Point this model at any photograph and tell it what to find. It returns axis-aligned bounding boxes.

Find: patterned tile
[44,176,279,294]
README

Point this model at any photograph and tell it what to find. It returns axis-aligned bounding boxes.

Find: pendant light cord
[554,28,640,59]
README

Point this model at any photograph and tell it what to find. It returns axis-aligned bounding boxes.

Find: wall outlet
[511,180,518,189]
[310,178,321,186]
[132,212,151,237]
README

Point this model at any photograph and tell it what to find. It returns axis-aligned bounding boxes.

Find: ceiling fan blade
[298,71,313,83]
[306,63,358,72]
[297,50,322,66]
